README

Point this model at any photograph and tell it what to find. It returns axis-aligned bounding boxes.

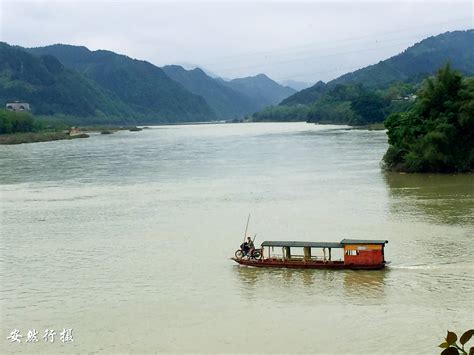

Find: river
[0,122,472,353]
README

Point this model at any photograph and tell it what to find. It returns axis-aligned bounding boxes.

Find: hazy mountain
[25,44,293,120]
[329,30,474,88]
[0,42,135,123]
[221,74,296,108]
[162,65,259,119]
[252,30,474,125]
[174,63,224,79]
[280,80,312,91]
[163,66,296,118]
[26,44,216,123]
[279,30,473,108]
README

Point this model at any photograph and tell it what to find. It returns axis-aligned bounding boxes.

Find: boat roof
[261,241,343,248]
[261,239,388,248]
[340,239,388,245]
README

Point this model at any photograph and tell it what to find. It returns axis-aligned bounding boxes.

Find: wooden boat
[232,239,389,270]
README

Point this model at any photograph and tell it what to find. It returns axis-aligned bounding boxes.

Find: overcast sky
[1,1,472,84]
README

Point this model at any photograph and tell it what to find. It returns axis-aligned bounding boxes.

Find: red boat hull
[231,258,386,270]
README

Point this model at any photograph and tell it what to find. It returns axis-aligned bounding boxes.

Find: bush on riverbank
[0,109,70,134]
[383,64,474,173]
[0,110,36,134]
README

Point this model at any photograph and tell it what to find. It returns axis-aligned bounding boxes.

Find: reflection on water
[342,270,388,301]
[234,265,326,289]
[233,265,388,302]
[384,172,474,225]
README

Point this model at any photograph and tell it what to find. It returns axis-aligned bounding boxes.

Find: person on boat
[246,236,255,257]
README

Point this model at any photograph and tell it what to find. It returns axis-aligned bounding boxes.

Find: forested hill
[25,44,295,121]
[163,66,296,118]
[220,74,296,108]
[26,44,215,123]
[280,81,326,106]
[251,30,474,125]
[0,42,135,123]
[329,30,474,88]
[280,30,474,108]
[162,65,260,119]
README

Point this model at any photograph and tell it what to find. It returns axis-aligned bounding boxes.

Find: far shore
[0,131,89,145]
[0,125,143,145]
[0,121,385,145]
[248,120,386,130]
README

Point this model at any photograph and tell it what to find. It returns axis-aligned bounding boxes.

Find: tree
[0,110,35,134]
[351,90,387,124]
[383,64,474,172]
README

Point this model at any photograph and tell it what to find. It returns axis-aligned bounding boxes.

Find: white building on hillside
[6,102,31,112]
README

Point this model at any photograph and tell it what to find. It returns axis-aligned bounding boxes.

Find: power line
[212,32,440,73]
[200,17,471,66]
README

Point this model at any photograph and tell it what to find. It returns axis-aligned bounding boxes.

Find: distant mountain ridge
[3,30,470,125]
[280,30,474,106]
[163,66,296,119]
[26,44,216,123]
[281,30,474,109]
[220,74,296,108]
[0,42,136,122]
[252,30,474,125]
[329,29,474,88]
[162,65,260,119]
[25,44,295,121]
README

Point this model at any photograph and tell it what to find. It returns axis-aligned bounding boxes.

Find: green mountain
[253,30,474,125]
[163,66,296,118]
[26,44,216,123]
[25,44,294,121]
[221,74,296,108]
[330,30,474,88]
[162,65,259,119]
[280,81,327,106]
[0,42,135,123]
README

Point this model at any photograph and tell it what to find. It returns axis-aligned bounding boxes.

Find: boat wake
[390,262,474,271]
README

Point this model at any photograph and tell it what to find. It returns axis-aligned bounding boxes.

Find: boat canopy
[340,239,388,245]
[261,241,343,248]
[261,239,388,248]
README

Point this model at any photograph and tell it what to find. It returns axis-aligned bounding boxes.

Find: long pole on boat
[243,214,251,243]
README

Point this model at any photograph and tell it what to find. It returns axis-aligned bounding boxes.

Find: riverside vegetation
[0,109,88,144]
[383,64,474,173]
[0,109,143,144]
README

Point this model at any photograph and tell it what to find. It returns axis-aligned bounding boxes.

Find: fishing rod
[242,213,250,243]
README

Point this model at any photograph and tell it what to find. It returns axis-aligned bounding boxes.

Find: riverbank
[0,131,89,145]
[355,123,386,131]
[313,121,386,131]
[78,125,143,132]
[0,126,144,145]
